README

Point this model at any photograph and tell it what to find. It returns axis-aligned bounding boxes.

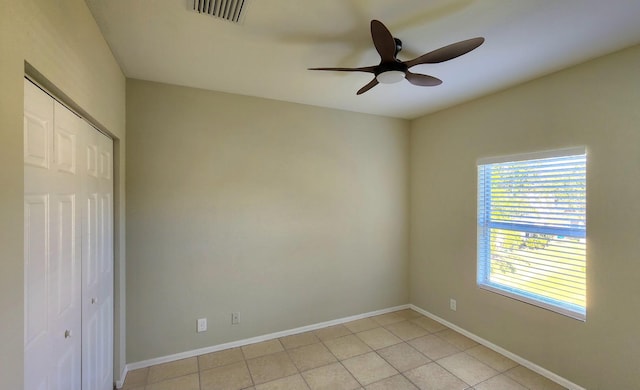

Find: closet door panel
[24,79,54,390]
[52,101,83,390]
[24,79,83,390]
[82,124,114,390]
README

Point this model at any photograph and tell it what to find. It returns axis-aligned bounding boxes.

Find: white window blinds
[477,147,586,320]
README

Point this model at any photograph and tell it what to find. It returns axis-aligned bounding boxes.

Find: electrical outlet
[197,318,207,332]
[231,312,240,325]
[450,299,457,311]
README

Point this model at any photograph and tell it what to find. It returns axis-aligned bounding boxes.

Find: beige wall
[125,79,410,362]
[0,1,126,388]
[410,44,640,389]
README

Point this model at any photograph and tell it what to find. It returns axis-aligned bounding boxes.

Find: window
[477,147,586,320]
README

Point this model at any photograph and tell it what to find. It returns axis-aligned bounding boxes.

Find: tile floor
[121,309,566,390]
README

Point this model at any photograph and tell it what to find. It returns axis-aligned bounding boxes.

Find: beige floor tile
[344,318,380,333]
[255,374,310,390]
[376,343,431,372]
[410,316,447,333]
[314,324,352,341]
[437,352,498,386]
[371,312,405,326]
[356,327,402,350]
[435,329,479,350]
[121,367,148,388]
[147,357,198,383]
[505,366,566,390]
[474,374,528,390]
[131,315,569,390]
[465,345,518,372]
[365,374,419,390]
[324,334,372,360]
[384,321,429,341]
[242,339,285,359]
[135,317,574,390]
[301,362,361,390]
[394,309,423,320]
[145,373,199,390]
[288,342,337,372]
[280,332,320,350]
[408,334,460,360]
[404,363,468,390]
[246,351,298,385]
[200,361,253,390]
[199,347,245,371]
[342,352,398,386]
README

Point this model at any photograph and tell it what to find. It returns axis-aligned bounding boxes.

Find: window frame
[476,147,587,321]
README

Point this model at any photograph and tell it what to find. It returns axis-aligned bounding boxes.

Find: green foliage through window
[477,148,586,320]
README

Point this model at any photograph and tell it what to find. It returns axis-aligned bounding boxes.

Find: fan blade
[370,20,397,62]
[405,37,484,68]
[405,71,442,86]
[308,66,376,73]
[357,78,379,95]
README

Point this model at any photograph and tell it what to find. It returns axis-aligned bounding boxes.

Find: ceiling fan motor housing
[375,60,408,76]
[375,59,408,84]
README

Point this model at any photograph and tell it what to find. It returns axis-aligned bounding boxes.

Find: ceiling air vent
[191,0,248,24]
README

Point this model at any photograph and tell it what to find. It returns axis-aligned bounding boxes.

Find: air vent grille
[192,0,248,23]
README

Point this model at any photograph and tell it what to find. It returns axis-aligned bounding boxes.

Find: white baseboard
[115,366,128,389]
[409,304,586,390]
[115,304,410,388]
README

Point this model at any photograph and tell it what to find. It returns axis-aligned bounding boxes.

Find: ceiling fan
[309,20,484,95]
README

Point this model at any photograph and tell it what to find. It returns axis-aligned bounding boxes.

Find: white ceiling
[86,0,640,119]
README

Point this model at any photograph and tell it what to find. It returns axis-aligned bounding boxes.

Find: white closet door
[24,78,114,390]
[24,79,82,390]
[82,123,114,390]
